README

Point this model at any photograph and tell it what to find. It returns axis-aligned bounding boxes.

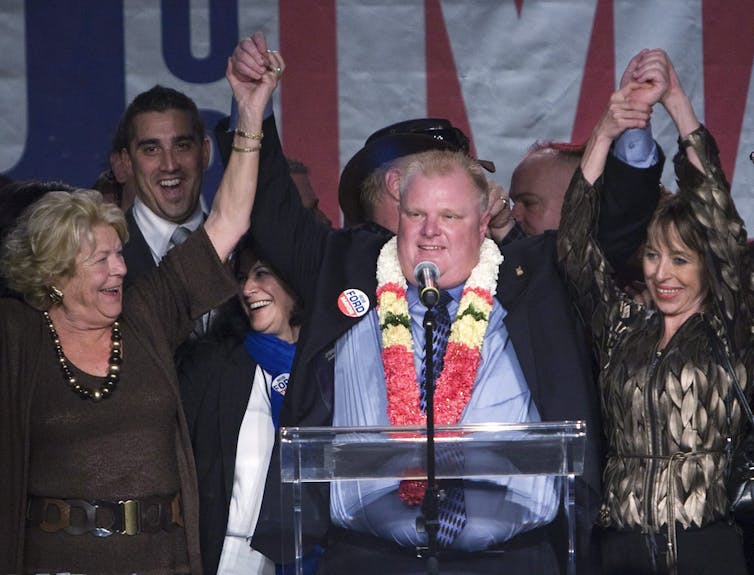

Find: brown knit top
[1,228,237,575]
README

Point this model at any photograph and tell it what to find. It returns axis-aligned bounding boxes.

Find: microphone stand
[419,305,440,575]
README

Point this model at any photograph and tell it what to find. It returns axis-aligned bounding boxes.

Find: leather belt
[26,493,183,537]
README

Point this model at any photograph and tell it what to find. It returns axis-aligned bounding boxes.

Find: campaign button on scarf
[272,373,289,395]
[338,288,370,318]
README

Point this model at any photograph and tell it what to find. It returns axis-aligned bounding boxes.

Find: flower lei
[376,236,503,505]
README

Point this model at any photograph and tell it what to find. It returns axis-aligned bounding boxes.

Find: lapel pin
[515,266,524,276]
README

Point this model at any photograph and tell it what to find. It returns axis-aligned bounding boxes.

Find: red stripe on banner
[424,0,478,158]
[279,1,340,226]
[571,0,614,144]
[702,0,754,182]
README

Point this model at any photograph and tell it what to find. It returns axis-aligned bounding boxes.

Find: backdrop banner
[1,0,752,228]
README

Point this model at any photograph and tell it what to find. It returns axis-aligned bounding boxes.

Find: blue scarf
[243,331,322,575]
[243,331,295,432]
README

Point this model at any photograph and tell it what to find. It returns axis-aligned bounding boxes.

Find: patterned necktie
[418,290,466,547]
[419,290,452,411]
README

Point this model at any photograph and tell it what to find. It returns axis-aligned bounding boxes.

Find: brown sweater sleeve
[124,226,239,351]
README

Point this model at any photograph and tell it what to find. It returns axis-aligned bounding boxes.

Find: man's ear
[384,167,402,203]
[117,148,133,177]
[480,209,491,240]
[111,151,129,183]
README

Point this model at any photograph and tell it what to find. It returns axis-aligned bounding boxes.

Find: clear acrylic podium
[280,420,586,574]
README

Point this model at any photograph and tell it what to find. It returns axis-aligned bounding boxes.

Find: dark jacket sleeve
[247,115,330,313]
[596,146,665,271]
[236,115,333,562]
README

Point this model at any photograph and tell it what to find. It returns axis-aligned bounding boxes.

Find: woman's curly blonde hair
[1,189,128,310]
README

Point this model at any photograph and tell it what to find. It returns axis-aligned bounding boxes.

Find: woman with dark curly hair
[178,235,311,575]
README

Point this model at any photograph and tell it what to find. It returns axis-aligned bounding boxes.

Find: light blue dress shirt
[330,284,558,551]
[613,125,658,168]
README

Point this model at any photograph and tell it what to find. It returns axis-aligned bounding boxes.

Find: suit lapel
[297,230,384,372]
[497,242,541,407]
[285,229,385,426]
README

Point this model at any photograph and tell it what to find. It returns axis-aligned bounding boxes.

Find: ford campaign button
[272,373,288,396]
[338,288,370,318]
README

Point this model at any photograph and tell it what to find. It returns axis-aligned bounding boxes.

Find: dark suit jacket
[178,336,257,575]
[122,209,158,287]
[230,116,663,566]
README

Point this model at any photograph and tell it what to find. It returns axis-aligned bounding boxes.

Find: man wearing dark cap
[338,118,496,231]
[340,116,663,270]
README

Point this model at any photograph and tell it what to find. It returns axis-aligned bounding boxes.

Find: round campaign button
[337,288,370,318]
[271,373,288,396]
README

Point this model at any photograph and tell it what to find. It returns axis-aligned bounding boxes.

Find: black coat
[178,336,257,575]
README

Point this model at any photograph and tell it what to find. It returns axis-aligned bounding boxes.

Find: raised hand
[622,48,670,108]
[227,32,285,130]
[485,180,515,242]
[620,48,698,142]
[654,51,701,143]
[202,33,285,260]
[595,82,653,142]
[580,82,653,183]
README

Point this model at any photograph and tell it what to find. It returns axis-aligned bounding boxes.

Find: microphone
[413,261,441,308]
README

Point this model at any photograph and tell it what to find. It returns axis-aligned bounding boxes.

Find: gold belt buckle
[121,499,139,535]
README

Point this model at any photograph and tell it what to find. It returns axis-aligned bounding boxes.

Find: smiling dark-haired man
[115,85,211,286]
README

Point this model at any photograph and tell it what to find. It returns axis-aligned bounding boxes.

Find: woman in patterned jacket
[558,49,752,574]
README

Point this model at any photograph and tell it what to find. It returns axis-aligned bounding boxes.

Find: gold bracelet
[232,144,261,153]
[235,128,263,141]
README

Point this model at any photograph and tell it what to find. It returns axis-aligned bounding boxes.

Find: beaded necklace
[43,311,122,402]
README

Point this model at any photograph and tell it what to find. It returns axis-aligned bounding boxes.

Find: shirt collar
[407,282,463,315]
[132,197,204,263]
